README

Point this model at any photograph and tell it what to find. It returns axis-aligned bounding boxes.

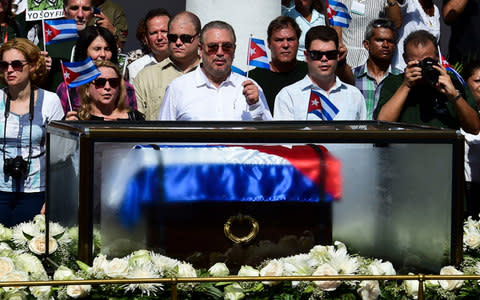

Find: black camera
[4,156,29,179]
[417,57,440,86]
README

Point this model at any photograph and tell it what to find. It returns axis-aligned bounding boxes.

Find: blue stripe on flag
[62,58,101,88]
[310,110,324,120]
[231,65,246,76]
[249,60,270,70]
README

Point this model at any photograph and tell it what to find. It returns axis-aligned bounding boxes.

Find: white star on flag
[46,29,52,36]
[250,47,256,55]
[63,71,70,79]
[311,99,319,106]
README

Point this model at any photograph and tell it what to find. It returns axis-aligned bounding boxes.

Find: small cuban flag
[44,19,78,45]
[247,37,270,70]
[61,57,101,88]
[308,90,339,120]
[440,54,466,86]
[326,0,352,28]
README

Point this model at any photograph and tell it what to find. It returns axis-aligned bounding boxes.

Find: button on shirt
[159,67,272,121]
[274,75,367,120]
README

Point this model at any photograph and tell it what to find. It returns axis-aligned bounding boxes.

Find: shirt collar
[358,61,397,79]
[300,75,344,93]
[195,64,237,89]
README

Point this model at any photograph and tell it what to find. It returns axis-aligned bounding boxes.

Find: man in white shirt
[127,8,171,83]
[159,21,272,121]
[274,26,366,120]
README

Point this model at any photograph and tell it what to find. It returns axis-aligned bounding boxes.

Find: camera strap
[2,87,35,173]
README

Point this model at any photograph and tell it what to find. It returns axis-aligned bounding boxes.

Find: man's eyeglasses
[203,43,235,55]
[307,50,338,61]
[93,77,121,88]
[0,60,28,72]
[167,33,197,44]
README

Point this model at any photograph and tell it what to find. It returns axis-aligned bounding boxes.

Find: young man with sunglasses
[134,11,201,120]
[274,26,366,120]
[353,18,400,120]
[158,20,271,120]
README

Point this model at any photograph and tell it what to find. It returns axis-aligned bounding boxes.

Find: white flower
[208,262,229,277]
[104,257,129,279]
[0,257,15,278]
[464,229,480,249]
[309,245,333,262]
[124,263,162,296]
[0,224,13,241]
[439,266,464,291]
[357,280,380,300]
[3,291,28,300]
[224,283,245,300]
[312,263,341,291]
[33,215,46,231]
[1,271,29,292]
[28,235,58,255]
[283,254,317,276]
[15,253,47,278]
[12,222,39,246]
[66,284,91,298]
[237,265,259,277]
[327,244,359,275]
[260,260,284,285]
[128,250,152,266]
[405,273,419,299]
[29,285,51,300]
[177,263,197,277]
[53,266,76,280]
[367,259,396,276]
[90,254,108,276]
[151,253,180,275]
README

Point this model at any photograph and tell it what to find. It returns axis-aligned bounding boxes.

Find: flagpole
[41,20,46,52]
[245,34,252,79]
[60,60,73,111]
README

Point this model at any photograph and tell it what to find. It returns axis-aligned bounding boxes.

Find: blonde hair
[0,38,47,86]
[77,60,127,120]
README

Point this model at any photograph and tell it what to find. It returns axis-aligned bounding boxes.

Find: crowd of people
[0,0,479,225]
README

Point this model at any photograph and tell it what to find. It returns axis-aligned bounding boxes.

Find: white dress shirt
[274,75,366,120]
[159,67,272,121]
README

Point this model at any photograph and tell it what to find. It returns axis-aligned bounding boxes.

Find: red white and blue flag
[308,90,339,120]
[61,57,101,88]
[247,37,270,70]
[326,0,352,28]
[44,19,78,45]
[117,145,342,227]
[440,54,466,86]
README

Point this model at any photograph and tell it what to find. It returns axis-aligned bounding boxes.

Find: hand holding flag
[308,90,339,120]
[326,0,352,28]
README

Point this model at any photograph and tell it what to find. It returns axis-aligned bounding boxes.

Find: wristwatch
[449,90,461,103]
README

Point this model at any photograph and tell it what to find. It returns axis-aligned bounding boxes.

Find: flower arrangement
[2,214,480,299]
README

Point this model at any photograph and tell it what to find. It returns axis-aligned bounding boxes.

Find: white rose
[0,242,11,250]
[368,260,396,276]
[104,258,129,278]
[66,284,91,298]
[3,291,27,300]
[15,253,46,278]
[237,265,259,277]
[29,285,51,300]
[53,266,75,280]
[439,266,463,291]
[0,225,13,241]
[129,250,152,266]
[1,271,29,292]
[28,236,58,255]
[177,263,197,277]
[224,283,245,300]
[464,230,480,249]
[0,257,15,278]
[357,280,380,300]
[91,254,108,276]
[312,263,340,291]
[208,262,229,277]
[260,260,284,285]
[33,215,46,231]
[404,273,419,299]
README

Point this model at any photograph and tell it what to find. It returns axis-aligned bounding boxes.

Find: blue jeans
[0,191,45,227]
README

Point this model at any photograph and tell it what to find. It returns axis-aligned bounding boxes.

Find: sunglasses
[307,50,338,61]
[371,19,394,29]
[203,43,235,55]
[167,33,197,44]
[0,60,28,72]
[92,77,121,88]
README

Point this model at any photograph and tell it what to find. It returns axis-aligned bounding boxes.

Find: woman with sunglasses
[0,38,64,227]
[56,26,138,114]
[65,60,144,121]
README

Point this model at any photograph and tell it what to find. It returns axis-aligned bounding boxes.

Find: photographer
[374,30,480,134]
[0,38,64,227]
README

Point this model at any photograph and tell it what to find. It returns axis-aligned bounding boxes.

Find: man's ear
[363,39,369,51]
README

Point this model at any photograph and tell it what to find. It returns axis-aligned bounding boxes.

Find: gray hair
[200,20,236,44]
[364,18,396,41]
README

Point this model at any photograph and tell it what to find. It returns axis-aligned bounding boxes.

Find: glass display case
[46,121,464,273]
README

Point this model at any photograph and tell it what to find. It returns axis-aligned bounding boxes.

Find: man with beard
[158,20,271,120]
[134,11,201,120]
[374,30,480,134]
[127,8,170,83]
[353,18,400,120]
[274,26,366,120]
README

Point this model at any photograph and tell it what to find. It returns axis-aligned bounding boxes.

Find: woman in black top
[65,60,144,121]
